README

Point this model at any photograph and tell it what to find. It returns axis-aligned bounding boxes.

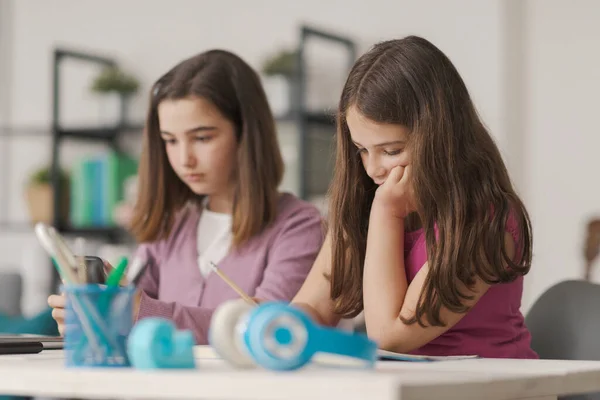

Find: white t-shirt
[196,201,233,277]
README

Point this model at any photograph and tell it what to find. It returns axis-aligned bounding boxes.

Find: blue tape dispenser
[209,300,377,371]
[127,318,195,369]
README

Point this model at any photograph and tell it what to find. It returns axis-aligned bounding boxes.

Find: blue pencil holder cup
[63,284,135,368]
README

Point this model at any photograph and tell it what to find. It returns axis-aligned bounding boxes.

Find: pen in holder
[63,284,135,367]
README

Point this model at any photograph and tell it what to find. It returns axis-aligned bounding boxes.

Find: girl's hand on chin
[374,165,416,219]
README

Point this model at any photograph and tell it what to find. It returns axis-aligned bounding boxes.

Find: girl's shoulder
[504,207,528,260]
[505,208,520,238]
[246,192,324,247]
[139,203,201,256]
[265,193,324,238]
[275,192,322,221]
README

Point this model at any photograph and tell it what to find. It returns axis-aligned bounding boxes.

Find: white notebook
[377,349,478,362]
[193,345,478,363]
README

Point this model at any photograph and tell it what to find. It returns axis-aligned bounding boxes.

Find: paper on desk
[193,346,369,368]
[377,349,479,362]
[194,345,478,363]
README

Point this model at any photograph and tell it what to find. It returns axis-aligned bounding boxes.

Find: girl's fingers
[47,294,66,308]
[51,307,65,321]
[400,165,411,182]
[386,165,404,184]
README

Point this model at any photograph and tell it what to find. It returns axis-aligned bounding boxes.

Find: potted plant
[25,166,70,224]
[260,49,298,118]
[91,65,140,126]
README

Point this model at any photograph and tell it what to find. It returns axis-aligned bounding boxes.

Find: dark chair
[526,280,600,400]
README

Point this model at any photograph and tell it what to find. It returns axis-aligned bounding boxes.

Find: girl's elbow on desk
[373,336,418,354]
[291,302,336,327]
[366,320,425,354]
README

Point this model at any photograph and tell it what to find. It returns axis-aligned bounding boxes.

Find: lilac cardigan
[134,193,324,344]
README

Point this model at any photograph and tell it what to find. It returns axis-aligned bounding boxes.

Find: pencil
[210,262,258,306]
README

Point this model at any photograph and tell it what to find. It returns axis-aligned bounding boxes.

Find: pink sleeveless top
[405,213,538,359]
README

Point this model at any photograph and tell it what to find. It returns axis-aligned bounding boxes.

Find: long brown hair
[328,36,533,326]
[131,50,284,247]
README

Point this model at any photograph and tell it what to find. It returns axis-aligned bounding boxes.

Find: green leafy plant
[261,49,298,78]
[91,66,139,95]
[29,166,69,186]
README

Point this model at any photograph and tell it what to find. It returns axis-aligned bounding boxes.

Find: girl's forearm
[292,302,331,326]
[362,205,407,344]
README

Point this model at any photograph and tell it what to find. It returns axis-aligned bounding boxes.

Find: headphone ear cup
[128,318,176,369]
[243,303,312,371]
[209,299,255,367]
[128,318,196,370]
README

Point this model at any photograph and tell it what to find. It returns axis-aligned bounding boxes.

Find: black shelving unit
[46,48,144,290]
[51,48,143,241]
[0,50,142,236]
[293,26,356,200]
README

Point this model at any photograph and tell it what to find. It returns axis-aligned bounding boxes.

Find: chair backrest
[526,280,600,400]
[526,280,600,361]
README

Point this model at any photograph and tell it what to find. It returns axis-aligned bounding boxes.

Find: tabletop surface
[0,350,599,400]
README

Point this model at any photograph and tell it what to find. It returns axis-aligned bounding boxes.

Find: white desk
[0,351,599,400]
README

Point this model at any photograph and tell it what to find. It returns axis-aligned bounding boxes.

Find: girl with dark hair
[291,36,537,359]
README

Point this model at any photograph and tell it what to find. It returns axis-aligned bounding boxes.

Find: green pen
[106,257,129,287]
[96,257,129,318]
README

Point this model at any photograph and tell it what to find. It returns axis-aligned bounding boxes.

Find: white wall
[9,0,596,319]
[0,0,507,276]
[7,0,504,131]
[0,0,12,123]
[523,0,600,309]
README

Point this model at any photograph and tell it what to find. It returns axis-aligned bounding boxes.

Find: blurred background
[0,0,598,320]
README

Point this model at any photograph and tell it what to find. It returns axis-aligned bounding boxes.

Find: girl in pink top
[48,50,324,343]
[292,36,537,358]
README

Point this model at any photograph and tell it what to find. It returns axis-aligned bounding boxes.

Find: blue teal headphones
[127,300,377,370]
[210,300,377,370]
[127,318,196,369]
